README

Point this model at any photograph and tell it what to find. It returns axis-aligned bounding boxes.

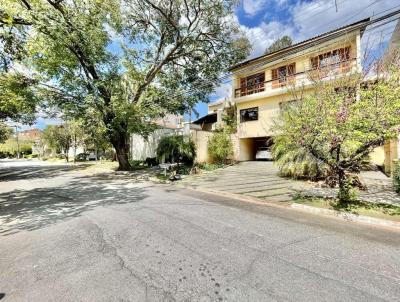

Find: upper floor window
[311,46,351,71]
[271,63,296,89]
[237,72,265,97]
[240,107,258,122]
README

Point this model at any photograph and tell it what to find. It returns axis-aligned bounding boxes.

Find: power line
[245,1,399,54]
[164,13,400,103]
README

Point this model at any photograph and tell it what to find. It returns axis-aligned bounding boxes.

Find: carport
[238,137,273,161]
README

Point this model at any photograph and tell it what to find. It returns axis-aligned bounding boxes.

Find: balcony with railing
[234,56,355,99]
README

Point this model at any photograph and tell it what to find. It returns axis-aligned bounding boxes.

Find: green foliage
[0,73,38,124]
[0,122,12,143]
[207,128,233,164]
[273,55,400,203]
[337,179,357,203]
[272,135,330,180]
[0,0,250,170]
[0,139,32,157]
[393,161,400,194]
[42,125,72,161]
[265,36,292,54]
[156,135,196,164]
[195,162,226,171]
[128,160,147,170]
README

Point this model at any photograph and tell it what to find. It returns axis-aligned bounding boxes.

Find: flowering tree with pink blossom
[273,52,400,203]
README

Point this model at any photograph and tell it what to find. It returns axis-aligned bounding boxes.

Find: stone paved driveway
[180,161,302,202]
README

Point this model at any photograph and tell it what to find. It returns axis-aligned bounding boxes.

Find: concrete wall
[384,138,399,173]
[130,128,179,161]
[370,146,385,167]
[190,130,213,163]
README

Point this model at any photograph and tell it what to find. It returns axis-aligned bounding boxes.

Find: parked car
[87,151,97,161]
[255,147,273,160]
[75,152,97,161]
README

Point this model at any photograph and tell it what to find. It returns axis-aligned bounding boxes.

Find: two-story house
[226,18,370,162]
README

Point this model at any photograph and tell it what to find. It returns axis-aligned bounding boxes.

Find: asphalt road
[0,160,400,302]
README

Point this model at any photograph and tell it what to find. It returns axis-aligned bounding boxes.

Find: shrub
[129,160,146,169]
[393,161,400,194]
[195,163,225,171]
[272,134,330,180]
[156,135,196,164]
[207,128,233,164]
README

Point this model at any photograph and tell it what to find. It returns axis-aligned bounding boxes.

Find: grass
[81,160,119,172]
[294,196,400,222]
[194,162,229,171]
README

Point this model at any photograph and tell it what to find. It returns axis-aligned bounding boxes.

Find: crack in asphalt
[85,216,177,302]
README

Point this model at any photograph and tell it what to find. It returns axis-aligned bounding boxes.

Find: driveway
[180,161,302,202]
[1,160,400,301]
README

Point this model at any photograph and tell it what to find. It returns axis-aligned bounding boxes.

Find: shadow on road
[0,175,148,236]
[0,164,88,182]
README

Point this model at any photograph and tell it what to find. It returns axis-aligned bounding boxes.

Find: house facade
[192,18,400,171]
[228,19,368,162]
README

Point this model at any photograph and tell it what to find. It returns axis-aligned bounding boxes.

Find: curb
[291,203,400,230]
[179,184,400,231]
[180,185,294,210]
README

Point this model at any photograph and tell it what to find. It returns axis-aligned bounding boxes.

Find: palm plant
[272,135,330,180]
[156,135,196,164]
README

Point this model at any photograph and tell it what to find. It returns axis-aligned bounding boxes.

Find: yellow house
[192,18,399,172]
[227,18,371,162]
[204,17,394,171]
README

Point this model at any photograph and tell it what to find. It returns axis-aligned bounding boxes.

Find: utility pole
[14,125,20,159]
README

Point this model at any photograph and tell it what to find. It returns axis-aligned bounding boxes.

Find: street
[0,160,400,302]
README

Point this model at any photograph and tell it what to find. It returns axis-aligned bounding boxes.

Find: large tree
[265,35,292,54]
[0,0,249,170]
[272,52,400,203]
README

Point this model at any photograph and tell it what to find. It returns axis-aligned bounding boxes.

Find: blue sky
[22,0,399,129]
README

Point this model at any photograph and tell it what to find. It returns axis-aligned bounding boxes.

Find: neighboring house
[18,128,45,156]
[193,18,396,168]
[130,114,184,161]
[19,129,41,141]
[190,98,232,131]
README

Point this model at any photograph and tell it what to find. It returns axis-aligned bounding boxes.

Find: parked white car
[255,147,273,160]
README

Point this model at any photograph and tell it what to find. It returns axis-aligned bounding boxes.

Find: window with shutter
[287,63,296,85]
[237,73,265,97]
[271,62,296,89]
[310,46,351,75]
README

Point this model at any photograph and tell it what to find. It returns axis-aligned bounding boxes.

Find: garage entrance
[238,137,273,161]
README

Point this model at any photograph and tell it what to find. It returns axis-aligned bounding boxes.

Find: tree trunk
[109,128,131,171]
[113,139,131,170]
[73,134,77,163]
[337,167,352,204]
[103,110,131,170]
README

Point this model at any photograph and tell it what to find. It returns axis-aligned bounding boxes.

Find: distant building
[19,129,41,141]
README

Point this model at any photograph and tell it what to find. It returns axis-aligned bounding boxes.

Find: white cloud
[239,20,294,58]
[242,0,268,17]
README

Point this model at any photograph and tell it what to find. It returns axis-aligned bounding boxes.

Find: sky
[20,0,400,130]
